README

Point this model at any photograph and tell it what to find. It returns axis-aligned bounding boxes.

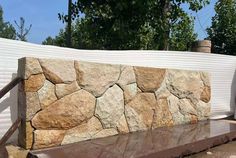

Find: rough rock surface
[167,94,186,125]
[116,114,129,134]
[196,101,211,120]
[38,80,57,109]
[24,74,45,92]
[166,70,204,104]
[117,66,136,87]
[18,57,211,150]
[25,92,41,121]
[33,130,66,149]
[125,93,156,131]
[93,128,118,139]
[200,86,211,103]
[95,85,124,128]
[18,57,43,79]
[123,83,138,104]
[55,81,80,99]
[75,61,120,97]
[62,117,103,144]
[18,122,34,149]
[32,90,96,129]
[152,99,173,128]
[134,67,166,92]
[39,59,76,84]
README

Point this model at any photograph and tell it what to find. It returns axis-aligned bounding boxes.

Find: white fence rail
[0,37,235,142]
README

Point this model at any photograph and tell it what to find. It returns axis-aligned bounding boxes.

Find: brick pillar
[191,40,211,53]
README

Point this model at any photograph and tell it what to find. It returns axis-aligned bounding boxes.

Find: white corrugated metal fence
[0,38,235,143]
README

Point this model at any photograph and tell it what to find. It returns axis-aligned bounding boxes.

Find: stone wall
[17,57,211,150]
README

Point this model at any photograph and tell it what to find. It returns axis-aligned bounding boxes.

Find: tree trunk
[67,0,72,47]
[159,0,171,50]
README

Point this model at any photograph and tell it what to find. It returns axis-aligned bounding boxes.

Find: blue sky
[1,0,217,44]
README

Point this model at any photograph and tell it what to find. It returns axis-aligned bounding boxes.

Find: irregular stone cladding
[17,57,211,150]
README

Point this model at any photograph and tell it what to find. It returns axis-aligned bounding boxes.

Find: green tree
[44,0,208,50]
[169,16,197,51]
[0,6,16,39]
[14,17,32,41]
[207,0,236,55]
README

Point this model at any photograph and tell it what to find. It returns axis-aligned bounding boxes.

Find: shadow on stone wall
[0,73,18,143]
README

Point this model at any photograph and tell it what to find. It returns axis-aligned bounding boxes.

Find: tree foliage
[14,17,32,41]
[44,0,209,51]
[207,0,236,55]
[0,6,16,39]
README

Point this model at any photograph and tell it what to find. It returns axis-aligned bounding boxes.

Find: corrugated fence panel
[0,38,235,143]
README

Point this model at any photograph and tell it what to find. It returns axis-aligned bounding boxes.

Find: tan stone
[125,93,156,131]
[62,117,103,145]
[39,59,76,84]
[125,106,147,132]
[24,74,45,92]
[196,100,211,120]
[134,67,166,92]
[117,66,136,87]
[155,80,171,99]
[95,85,124,128]
[167,94,185,125]
[200,72,210,86]
[116,114,129,134]
[38,80,57,109]
[6,145,29,158]
[178,99,197,116]
[166,69,204,103]
[200,86,211,103]
[33,130,66,149]
[75,61,120,97]
[32,90,96,129]
[92,128,118,139]
[25,92,41,121]
[55,81,80,99]
[152,99,173,128]
[123,83,138,104]
[18,57,43,79]
[18,122,34,149]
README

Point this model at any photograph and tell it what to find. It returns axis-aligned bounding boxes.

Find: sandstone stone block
[123,83,138,104]
[166,70,204,103]
[95,85,124,128]
[75,61,120,97]
[32,90,96,129]
[18,121,34,149]
[134,67,166,92]
[24,74,45,92]
[33,130,66,149]
[38,80,57,109]
[39,59,76,84]
[116,114,129,134]
[55,81,80,99]
[18,57,43,79]
[62,117,103,144]
[117,66,136,87]
[152,99,173,128]
[200,86,211,103]
[25,92,41,121]
[125,93,156,131]
[178,99,197,116]
[125,106,147,132]
[92,128,118,139]
[196,101,211,120]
